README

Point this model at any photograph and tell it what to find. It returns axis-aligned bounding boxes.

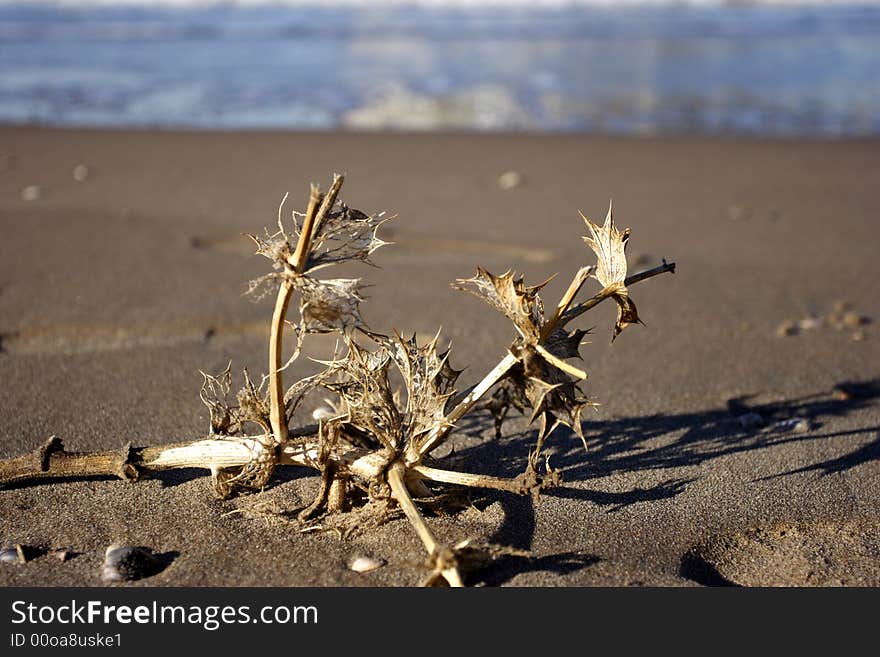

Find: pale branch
[307,173,345,247]
[290,184,323,273]
[268,279,296,445]
[387,462,464,587]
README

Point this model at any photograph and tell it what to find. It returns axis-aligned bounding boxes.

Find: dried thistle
[0,175,675,587]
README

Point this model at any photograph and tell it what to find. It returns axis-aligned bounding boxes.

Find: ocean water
[1,1,878,136]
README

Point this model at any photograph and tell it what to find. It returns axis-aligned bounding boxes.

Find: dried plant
[0,175,675,586]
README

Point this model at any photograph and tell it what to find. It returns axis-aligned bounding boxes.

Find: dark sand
[0,127,878,586]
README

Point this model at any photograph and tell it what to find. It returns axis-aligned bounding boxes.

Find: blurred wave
[0,2,878,135]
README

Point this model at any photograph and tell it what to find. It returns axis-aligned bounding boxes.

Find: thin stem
[387,462,437,555]
[268,279,295,445]
[309,173,345,245]
[268,177,345,446]
[290,184,322,272]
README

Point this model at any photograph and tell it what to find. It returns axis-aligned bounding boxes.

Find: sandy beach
[0,126,878,586]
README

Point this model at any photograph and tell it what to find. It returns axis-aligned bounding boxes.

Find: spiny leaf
[581,202,642,340]
[382,332,461,443]
[581,201,629,288]
[486,347,595,447]
[452,267,551,342]
[543,327,591,360]
[319,338,400,450]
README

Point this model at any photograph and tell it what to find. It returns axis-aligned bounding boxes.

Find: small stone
[20,185,42,201]
[497,170,523,190]
[737,412,764,430]
[72,164,90,182]
[101,545,165,582]
[775,417,810,434]
[776,320,798,337]
[0,545,27,564]
[852,329,865,342]
[349,556,385,573]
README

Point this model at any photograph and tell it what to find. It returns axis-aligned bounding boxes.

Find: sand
[0,126,878,587]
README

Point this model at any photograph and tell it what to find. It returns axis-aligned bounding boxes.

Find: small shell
[101,545,165,582]
[349,556,386,574]
[0,545,27,564]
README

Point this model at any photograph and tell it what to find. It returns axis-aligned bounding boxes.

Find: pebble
[20,185,42,201]
[0,545,26,564]
[101,545,165,582]
[775,417,810,434]
[737,412,764,430]
[497,170,523,190]
[73,164,90,182]
[349,556,386,573]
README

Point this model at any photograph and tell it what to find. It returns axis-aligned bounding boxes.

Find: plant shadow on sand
[445,379,880,585]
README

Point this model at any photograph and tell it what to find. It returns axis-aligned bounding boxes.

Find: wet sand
[0,126,878,586]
